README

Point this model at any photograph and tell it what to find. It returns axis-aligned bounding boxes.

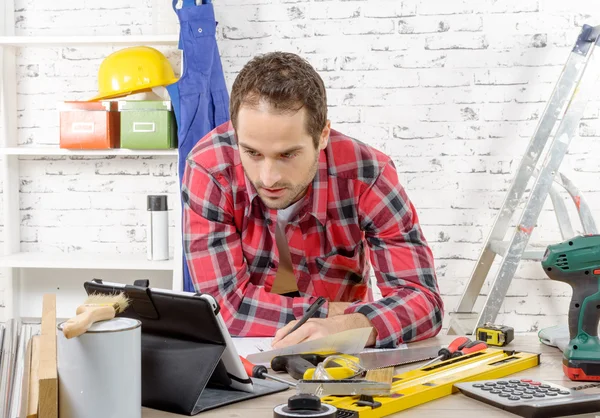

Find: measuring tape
[476,323,515,347]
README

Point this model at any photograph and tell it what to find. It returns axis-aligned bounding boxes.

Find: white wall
[1,0,599,331]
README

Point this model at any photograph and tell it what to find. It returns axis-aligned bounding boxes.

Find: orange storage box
[59,101,120,149]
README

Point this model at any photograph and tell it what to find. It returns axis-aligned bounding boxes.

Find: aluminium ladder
[447,24,600,336]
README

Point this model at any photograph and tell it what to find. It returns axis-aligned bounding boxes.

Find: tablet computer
[82,279,289,415]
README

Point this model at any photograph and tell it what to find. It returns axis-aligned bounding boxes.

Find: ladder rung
[489,240,553,260]
[449,24,600,336]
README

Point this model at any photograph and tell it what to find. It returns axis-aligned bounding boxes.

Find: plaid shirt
[182,122,443,348]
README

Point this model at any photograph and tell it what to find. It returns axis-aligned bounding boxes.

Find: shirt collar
[246,173,260,205]
[244,149,328,226]
[305,149,328,226]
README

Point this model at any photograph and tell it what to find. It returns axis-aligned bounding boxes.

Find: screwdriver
[239,356,297,387]
[421,337,488,367]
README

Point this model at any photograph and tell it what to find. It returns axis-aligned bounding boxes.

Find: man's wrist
[331,313,378,347]
[327,302,352,317]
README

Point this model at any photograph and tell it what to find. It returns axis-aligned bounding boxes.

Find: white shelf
[0,35,179,47]
[0,147,178,156]
[0,4,186,318]
[0,252,175,270]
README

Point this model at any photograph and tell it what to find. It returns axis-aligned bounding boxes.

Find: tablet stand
[83,279,289,415]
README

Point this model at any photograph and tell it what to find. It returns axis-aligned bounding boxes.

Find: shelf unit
[0,252,175,270]
[0,1,183,318]
[0,147,179,156]
[0,34,179,46]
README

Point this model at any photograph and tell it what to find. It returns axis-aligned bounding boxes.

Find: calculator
[454,378,600,418]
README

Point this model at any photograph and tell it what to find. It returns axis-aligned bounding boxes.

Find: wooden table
[142,333,596,418]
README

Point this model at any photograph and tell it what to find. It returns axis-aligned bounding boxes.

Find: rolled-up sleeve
[344,161,444,348]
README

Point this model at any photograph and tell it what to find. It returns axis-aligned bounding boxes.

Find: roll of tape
[273,394,337,418]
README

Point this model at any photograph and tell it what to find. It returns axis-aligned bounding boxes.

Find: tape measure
[476,323,514,347]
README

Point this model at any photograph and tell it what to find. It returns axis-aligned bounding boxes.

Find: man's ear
[319,120,331,151]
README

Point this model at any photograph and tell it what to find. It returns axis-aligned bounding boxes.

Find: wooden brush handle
[62,305,116,339]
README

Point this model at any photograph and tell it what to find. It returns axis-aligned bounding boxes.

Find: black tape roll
[273,394,337,418]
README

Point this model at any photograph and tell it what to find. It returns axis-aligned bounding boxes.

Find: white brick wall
[0,0,179,319]
[2,0,600,333]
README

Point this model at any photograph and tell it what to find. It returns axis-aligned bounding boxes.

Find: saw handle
[62,305,117,339]
[271,355,323,380]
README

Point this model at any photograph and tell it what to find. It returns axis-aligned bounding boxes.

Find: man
[182,51,443,349]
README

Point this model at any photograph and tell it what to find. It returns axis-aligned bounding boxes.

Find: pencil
[284,296,326,338]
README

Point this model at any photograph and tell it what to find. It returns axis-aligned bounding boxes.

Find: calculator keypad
[469,379,572,401]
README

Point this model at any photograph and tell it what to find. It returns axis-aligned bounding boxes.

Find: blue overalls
[167,0,230,292]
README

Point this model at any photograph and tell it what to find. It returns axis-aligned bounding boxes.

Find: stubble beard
[252,150,320,210]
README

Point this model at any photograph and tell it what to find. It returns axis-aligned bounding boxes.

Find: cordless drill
[542,234,600,381]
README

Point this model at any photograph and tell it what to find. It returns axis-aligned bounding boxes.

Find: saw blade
[296,379,391,396]
[357,345,442,370]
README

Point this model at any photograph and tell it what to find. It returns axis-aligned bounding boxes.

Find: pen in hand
[283,296,326,339]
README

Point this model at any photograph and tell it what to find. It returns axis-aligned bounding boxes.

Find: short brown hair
[230,52,327,148]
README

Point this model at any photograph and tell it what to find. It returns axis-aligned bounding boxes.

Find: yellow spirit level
[309,348,540,418]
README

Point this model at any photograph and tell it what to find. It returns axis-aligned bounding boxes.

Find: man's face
[236,100,329,210]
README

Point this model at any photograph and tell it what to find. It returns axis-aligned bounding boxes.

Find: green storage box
[118,100,177,149]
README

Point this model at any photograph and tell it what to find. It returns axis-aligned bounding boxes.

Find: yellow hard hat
[88,46,179,101]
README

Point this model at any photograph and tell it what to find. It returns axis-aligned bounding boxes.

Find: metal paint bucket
[57,317,142,418]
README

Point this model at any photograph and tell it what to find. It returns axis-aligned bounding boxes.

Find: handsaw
[356,345,442,370]
[274,346,442,381]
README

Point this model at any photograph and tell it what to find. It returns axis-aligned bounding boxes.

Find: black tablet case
[83,279,289,415]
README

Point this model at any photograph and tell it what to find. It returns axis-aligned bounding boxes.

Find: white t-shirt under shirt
[270,198,305,295]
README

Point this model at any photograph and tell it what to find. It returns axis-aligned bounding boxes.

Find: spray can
[147,195,169,261]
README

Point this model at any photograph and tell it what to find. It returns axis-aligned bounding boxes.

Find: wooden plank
[27,335,40,418]
[38,295,57,418]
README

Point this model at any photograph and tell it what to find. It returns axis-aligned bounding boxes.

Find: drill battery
[476,323,514,347]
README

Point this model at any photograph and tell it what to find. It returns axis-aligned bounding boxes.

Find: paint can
[57,317,142,418]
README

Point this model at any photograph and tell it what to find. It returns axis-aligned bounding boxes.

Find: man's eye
[281,152,297,159]
[245,150,261,158]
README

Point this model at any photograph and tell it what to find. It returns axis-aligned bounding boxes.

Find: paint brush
[62,292,130,339]
[365,366,395,386]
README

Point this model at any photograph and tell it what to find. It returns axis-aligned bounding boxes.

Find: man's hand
[271,313,377,349]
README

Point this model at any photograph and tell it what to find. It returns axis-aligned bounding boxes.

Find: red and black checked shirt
[182,122,444,348]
